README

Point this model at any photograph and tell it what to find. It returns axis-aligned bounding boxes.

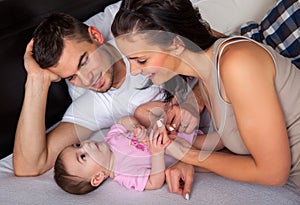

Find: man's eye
[67,75,74,81]
[80,154,86,161]
[81,56,89,67]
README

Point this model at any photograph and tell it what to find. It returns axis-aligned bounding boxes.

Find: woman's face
[116,35,178,85]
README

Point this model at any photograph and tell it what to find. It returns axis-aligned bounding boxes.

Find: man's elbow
[13,158,45,177]
[13,164,42,177]
[13,167,40,177]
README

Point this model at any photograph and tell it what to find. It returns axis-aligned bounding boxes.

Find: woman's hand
[166,104,199,134]
[165,161,194,200]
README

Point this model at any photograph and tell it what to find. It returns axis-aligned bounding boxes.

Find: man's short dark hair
[32,12,92,68]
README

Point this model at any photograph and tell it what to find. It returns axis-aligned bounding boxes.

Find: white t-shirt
[85,1,120,41]
[63,56,163,132]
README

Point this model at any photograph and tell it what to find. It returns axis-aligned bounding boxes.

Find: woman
[111,0,300,199]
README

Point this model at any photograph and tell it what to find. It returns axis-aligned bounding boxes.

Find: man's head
[32,12,122,92]
[33,12,92,68]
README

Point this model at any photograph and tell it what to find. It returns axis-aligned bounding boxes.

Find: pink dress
[105,124,195,191]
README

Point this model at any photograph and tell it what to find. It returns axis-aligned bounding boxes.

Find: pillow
[192,0,277,35]
[241,0,300,69]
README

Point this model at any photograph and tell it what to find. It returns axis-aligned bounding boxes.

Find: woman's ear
[90,171,107,187]
[88,26,104,45]
[173,36,185,56]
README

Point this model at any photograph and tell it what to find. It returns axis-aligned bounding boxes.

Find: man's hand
[165,161,194,200]
[24,39,61,82]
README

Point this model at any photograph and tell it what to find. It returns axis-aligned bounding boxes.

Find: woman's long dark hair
[111,0,218,52]
[112,0,218,102]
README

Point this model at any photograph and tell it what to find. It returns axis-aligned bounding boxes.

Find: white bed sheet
[2,1,300,204]
[1,154,299,205]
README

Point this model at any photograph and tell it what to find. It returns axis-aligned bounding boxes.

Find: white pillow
[192,0,277,35]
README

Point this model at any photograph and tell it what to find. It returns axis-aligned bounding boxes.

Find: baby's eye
[80,154,86,161]
[73,143,81,148]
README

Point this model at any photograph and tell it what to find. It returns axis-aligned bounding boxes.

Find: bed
[1,0,300,204]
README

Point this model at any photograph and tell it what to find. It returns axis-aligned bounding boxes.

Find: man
[13,2,164,176]
[13,1,199,177]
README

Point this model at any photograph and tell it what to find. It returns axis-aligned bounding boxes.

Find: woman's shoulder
[218,36,276,98]
[219,36,274,71]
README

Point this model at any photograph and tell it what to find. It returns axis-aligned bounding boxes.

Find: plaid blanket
[241,0,300,69]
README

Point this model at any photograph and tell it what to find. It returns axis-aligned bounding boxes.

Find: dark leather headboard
[0,0,119,159]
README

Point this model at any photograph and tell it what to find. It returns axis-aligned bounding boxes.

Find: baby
[54,116,195,195]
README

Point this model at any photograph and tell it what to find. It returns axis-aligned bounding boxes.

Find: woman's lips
[144,73,154,79]
[92,77,104,89]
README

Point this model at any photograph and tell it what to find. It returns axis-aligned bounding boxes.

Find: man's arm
[13,41,93,176]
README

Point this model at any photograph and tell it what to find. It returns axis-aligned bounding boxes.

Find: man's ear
[88,26,104,44]
[90,171,107,187]
[172,36,185,56]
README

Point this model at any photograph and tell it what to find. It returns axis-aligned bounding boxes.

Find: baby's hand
[133,124,148,143]
[149,120,171,154]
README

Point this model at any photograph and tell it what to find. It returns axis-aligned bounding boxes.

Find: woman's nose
[129,60,142,75]
[130,65,142,76]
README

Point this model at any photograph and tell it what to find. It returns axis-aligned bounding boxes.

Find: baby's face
[61,140,112,180]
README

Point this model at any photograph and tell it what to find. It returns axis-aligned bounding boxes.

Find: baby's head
[54,140,112,194]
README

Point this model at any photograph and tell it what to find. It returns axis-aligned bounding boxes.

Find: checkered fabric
[241,0,300,69]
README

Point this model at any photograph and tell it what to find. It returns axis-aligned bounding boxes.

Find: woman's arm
[192,132,224,151]
[169,41,291,186]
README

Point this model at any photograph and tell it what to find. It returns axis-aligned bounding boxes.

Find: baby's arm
[117,116,148,142]
[145,124,170,190]
[117,116,139,131]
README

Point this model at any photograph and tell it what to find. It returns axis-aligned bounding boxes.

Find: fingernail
[156,119,163,128]
[185,193,190,200]
[168,126,175,131]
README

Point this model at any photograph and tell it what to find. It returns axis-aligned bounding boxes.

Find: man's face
[48,39,114,93]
